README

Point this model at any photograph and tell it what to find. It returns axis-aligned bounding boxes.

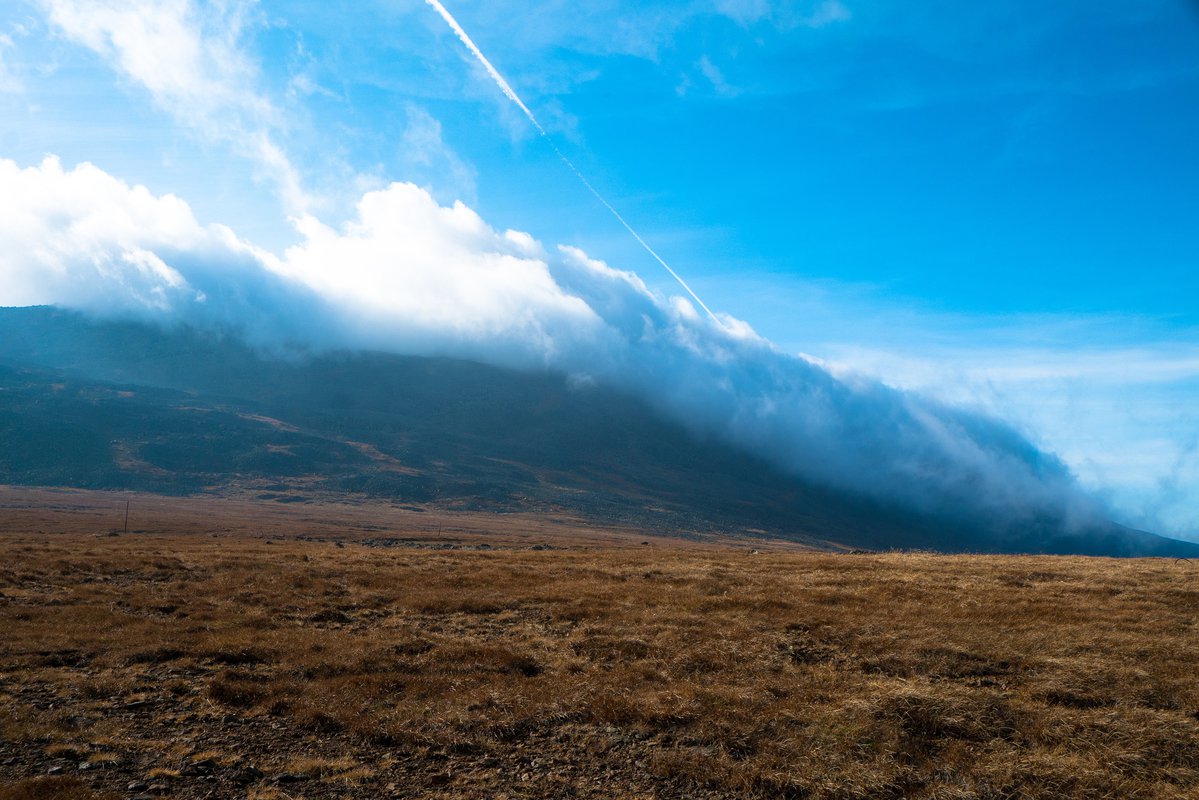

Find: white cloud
[0,156,237,311]
[39,0,309,211]
[0,155,1104,540]
[277,183,600,360]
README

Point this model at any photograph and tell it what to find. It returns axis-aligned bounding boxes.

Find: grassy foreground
[2,492,1198,799]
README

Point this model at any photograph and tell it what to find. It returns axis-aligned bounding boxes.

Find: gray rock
[274,772,310,784]
[233,766,264,784]
[182,757,218,776]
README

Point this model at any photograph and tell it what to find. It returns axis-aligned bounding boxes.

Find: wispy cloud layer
[714,0,851,30]
[39,0,309,212]
[812,339,1199,538]
[0,31,21,93]
[398,105,479,204]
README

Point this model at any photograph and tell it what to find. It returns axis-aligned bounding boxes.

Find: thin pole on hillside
[124,500,130,535]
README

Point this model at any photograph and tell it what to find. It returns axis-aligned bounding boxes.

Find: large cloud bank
[0,156,1099,532]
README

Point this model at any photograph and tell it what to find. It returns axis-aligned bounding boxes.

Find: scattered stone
[127,782,149,792]
[274,772,310,784]
[148,783,169,795]
[182,757,218,776]
[47,765,64,776]
[233,765,264,784]
[50,746,85,760]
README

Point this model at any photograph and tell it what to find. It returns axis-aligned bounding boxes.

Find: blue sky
[1,0,1197,536]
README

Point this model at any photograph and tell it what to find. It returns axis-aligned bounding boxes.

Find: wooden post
[124,500,130,535]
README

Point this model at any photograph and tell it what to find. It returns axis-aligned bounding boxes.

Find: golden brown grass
[1,488,1198,798]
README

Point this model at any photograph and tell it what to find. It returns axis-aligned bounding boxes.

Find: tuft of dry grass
[0,777,117,800]
[1,488,1198,798]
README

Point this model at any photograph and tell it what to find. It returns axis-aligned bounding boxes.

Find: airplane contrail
[423,0,720,324]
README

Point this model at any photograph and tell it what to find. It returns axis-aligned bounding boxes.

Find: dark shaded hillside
[1,307,1195,556]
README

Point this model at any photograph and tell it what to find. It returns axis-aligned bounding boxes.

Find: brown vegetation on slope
[1,489,1198,799]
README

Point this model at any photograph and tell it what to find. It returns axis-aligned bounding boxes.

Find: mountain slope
[1,307,1195,556]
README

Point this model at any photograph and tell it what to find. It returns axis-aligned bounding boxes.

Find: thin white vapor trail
[422,0,720,323]
[424,0,546,135]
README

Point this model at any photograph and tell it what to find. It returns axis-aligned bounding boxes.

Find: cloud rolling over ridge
[0,155,1100,536]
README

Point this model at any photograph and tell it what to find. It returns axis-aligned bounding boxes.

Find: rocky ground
[3,488,1199,799]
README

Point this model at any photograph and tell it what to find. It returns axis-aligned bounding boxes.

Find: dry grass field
[2,488,1199,799]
